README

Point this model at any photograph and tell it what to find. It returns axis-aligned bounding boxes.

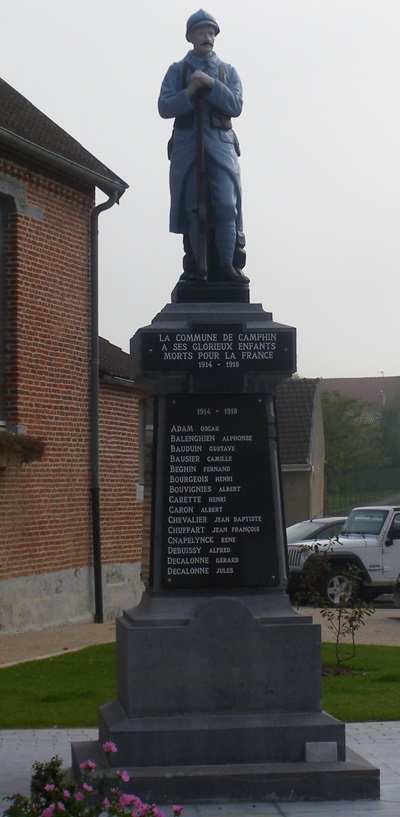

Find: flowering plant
[0,430,45,465]
[3,742,183,817]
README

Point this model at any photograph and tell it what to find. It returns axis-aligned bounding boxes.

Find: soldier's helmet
[186,9,220,40]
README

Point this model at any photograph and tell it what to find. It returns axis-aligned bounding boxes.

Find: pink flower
[102,741,118,754]
[139,807,164,817]
[41,807,55,817]
[102,798,110,809]
[75,791,84,802]
[117,770,130,783]
[44,785,55,792]
[82,783,94,793]
[173,808,184,816]
[79,759,97,771]
[56,802,66,812]
[129,795,143,809]
[145,807,165,817]
[118,793,138,807]
[62,790,70,799]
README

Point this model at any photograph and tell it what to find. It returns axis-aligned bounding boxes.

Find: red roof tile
[0,77,128,195]
[99,337,130,380]
[276,379,319,465]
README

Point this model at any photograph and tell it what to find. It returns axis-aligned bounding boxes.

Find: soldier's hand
[186,77,202,97]
[191,70,215,88]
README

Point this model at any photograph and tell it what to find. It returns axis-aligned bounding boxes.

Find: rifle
[196,89,207,278]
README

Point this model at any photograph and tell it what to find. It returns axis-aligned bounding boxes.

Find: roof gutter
[0,127,128,196]
[90,191,122,623]
[100,374,148,396]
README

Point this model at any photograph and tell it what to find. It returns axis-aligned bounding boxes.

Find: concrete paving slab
[1,724,400,817]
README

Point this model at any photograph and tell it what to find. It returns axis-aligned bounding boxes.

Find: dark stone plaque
[139,323,296,378]
[154,393,281,590]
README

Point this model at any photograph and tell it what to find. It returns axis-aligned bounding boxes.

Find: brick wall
[0,150,143,617]
[99,382,143,565]
[0,151,94,583]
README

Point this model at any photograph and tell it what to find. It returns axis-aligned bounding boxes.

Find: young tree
[380,393,400,467]
[321,391,384,476]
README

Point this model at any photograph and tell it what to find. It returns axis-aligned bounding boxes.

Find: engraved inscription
[159,394,280,589]
[142,324,295,375]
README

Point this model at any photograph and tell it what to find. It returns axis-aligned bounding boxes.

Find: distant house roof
[276,379,319,466]
[0,77,128,196]
[320,376,400,409]
[99,337,130,380]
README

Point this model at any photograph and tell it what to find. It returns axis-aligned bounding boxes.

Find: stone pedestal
[72,293,379,803]
[99,592,344,766]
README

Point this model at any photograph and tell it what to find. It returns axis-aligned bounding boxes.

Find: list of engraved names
[161,394,278,589]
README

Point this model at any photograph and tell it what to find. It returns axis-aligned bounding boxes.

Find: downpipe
[90,191,120,623]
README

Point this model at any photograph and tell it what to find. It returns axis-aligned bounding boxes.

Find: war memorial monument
[72,10,379,804]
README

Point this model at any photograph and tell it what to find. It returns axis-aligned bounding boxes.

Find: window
[391,513,400,537]
[344,509,389,536]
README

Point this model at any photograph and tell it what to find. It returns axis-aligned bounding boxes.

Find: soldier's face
[188,26,216,55]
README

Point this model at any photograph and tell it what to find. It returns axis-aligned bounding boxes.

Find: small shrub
[294,559,375,666]
[3,743,183,817]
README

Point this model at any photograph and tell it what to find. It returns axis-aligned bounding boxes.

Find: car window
[344,509,388,535]
[319,521,344,539]
[391,513,400,537]
[286,521,321,543]
[286,519,345,543]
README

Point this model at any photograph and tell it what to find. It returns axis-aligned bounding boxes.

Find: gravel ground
[0,620,116,667]
[0,602,399,667]
[301,604,400,646]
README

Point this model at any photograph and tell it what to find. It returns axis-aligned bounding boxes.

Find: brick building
[276,378,325,525]
[0,78,143,633]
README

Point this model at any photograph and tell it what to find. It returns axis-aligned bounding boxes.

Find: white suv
[287,506,400,605]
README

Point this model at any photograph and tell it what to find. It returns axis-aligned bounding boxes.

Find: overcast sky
[2,0,400,378]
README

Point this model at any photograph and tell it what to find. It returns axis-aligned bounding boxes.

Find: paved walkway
[0,722,400,817]
[1,615,399,815]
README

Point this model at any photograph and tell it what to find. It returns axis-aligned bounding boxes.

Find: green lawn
[322,643,400,722]
[0,642,399,728]
[0,644,116,728]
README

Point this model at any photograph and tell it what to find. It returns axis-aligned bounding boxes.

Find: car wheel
[319,568,357,606]
[393,581,400,609]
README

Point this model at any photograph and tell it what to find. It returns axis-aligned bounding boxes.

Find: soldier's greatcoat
[158,49,243,235]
